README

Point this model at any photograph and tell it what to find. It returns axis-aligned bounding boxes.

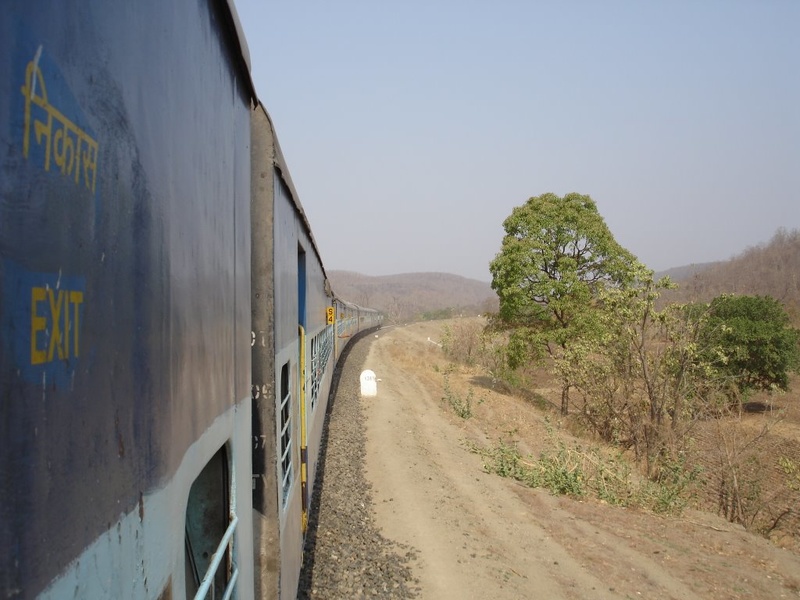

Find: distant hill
[328,271,497,323]
[654,262,722,282]
[660,228,800,322]
[329,229,800,324]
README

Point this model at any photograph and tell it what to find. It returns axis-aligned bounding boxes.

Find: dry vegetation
[338,229,800,548]
[376,320,800,598]
[432,316,800,552]
[662,228,800,323]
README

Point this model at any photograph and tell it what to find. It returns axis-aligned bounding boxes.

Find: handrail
[194,514,239,600]
[220,567,239,600]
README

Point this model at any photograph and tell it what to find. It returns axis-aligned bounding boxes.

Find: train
[0,1,382,599]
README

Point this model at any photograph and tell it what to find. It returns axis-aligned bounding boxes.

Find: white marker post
[360,370,377,397]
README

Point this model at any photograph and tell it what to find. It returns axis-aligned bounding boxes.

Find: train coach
[1,2,381,599]
[251,107,381,600]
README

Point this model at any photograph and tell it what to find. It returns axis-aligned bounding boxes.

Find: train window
[185,444,239,599]
[279,361,292,505]
[324,326,332,369]
[309,327,334,411]
[310,334,320,410]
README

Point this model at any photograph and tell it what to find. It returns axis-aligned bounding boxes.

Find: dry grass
[394,318,800,551]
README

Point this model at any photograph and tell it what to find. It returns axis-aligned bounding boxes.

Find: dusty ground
[363,321,800,600]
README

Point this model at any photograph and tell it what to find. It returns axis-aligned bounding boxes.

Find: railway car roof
[257,103,333,287]
[264,117,381,315]
[234,2,378,312]
[229,0,335,298]
[225,0,257,101]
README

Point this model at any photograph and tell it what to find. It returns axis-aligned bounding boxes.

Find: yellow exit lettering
[31,287,84,365]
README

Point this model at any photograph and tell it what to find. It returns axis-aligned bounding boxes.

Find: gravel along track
[297,332,420,599]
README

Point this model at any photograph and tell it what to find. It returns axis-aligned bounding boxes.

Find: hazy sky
[234,0,799,282]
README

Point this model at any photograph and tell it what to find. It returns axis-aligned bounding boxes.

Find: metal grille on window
[279,361,292,504]
[310,334,320,409]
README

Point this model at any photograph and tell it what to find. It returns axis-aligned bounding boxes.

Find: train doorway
[297,246,309,533]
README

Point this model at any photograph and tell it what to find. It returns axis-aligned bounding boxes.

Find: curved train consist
[1,2,381,599]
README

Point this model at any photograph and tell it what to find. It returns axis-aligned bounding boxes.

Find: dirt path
[363,323,800,600]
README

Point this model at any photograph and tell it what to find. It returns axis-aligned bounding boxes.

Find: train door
[184,444,238,599]
[297,246,309,534]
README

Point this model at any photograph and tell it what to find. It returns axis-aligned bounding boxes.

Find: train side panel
[251,106,317,599]
[272,172,340,600]
[0,1,254,598]
[302,262,331,515]
[272,170,306,600]
[250,107,280,600]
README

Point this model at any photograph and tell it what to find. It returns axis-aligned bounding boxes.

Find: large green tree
[489,192,641,414]
[698,295,800,396]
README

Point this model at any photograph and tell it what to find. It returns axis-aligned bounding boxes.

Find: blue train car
[2,2,384,599]
[250,106,382,600]
[1,2,256,598]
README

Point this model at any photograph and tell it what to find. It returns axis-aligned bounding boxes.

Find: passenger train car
[0,2,381,599]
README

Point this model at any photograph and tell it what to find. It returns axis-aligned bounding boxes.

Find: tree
[489,192,642,414]
[698,295,800,396]
[560,270,724,476]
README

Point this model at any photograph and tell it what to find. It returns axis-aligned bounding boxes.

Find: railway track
[298,334,419,599]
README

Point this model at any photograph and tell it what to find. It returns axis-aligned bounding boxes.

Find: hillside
[328,228,799,324]
[660,228,800,321]
[328,271,496,323]
[654,261,722,282]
